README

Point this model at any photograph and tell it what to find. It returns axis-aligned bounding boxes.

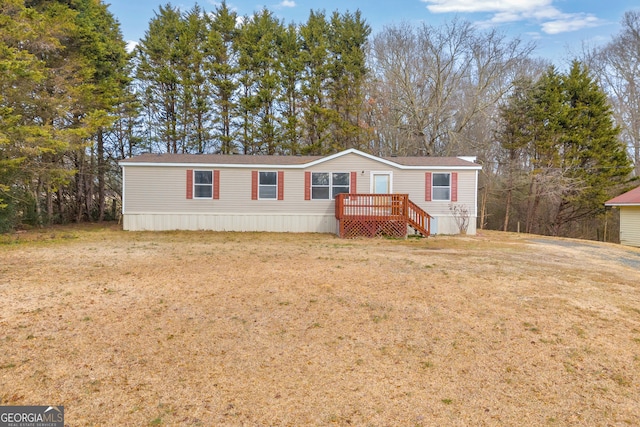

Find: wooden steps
[335,194,431,238]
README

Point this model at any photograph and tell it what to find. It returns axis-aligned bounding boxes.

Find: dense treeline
[133,3,371,155]
[0,0,128,230]
[1,0,638,240]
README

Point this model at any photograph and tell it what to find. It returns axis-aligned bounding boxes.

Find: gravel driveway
[529,238,640,270]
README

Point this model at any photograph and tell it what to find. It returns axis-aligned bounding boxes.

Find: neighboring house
[605,185,640,247]
[119,148,481,236]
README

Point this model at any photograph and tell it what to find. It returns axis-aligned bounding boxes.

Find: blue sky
[107,0,639,64]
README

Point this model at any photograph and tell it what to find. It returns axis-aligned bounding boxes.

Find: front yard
[1,226,639,425]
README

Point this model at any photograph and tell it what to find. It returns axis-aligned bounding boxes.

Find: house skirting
[122,213,476,235]
[429,217,477,235]
[122,213,339,233]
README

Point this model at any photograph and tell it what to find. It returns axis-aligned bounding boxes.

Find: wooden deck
[335,194,431,238]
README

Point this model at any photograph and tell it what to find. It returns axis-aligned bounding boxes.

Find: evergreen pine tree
[278,23,304,154]
[299,10,333,154]
[206,1,239,154]
[136,4,184,153]
[236,9,284,154]
[552,61,632,232]
[498,62,632,235]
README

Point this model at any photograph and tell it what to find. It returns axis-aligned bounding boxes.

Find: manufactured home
[605,185,640,247]
[119,148,481,237]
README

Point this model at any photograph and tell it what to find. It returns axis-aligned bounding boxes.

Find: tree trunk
[526,177,541,234]
[46,185,53,225]
[33,181,43,227]
[478,170,491,231]
[97,128,105,221]
[56,188,65,223]
[86,148,95,221]
[503,187,512,232]
[75,155,84,223]
[479,184,488,230]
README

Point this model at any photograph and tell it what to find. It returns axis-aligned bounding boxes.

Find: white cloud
[525,31,543,40]
[422,0,552,14]
[484,11,523,24]
[540,14,601,34]
[270,0,295,11]
[422,0,604,35]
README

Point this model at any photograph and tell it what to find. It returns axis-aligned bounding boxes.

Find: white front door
[372,172,392,194]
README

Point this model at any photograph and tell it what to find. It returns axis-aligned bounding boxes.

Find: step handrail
[406,198,431,237]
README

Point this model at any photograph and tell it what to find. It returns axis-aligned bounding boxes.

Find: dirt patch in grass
[1,226,640,425]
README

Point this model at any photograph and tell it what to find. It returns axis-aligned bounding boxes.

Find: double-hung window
[432,173,451,201]
[331,173,350,198]
[259,171,277,199]
[311,172,350,199]
[193,170,213,198]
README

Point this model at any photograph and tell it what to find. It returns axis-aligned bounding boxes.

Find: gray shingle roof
[119,152,322,165]
[380,156,477,167]
[119,150,479,168]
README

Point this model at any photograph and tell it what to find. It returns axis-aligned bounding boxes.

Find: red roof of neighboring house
[605,185,640,206]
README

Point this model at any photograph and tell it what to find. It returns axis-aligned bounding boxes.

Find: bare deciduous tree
[367,19,533,158]
[587,11,640,177]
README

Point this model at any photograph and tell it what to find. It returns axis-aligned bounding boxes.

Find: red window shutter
[425,172,432,201]
[186,169,193,199]
[251,171,258,200]
[350,171,357,200]
[277,171,284,200]
[304,171,311,200]
[451,172,458,202]
[213,170,220,200]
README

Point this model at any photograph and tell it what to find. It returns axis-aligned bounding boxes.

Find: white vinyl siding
[620,207,640,247]
[124,167,332,215]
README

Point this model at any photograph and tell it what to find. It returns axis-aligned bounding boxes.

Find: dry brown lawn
[1,225,640,426]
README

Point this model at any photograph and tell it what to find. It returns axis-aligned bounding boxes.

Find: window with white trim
[259,171,277,199]
[311,172,350,199]
[193,170,213,198]
[432,173,450,201]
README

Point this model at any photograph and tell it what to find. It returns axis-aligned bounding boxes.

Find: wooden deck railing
[406,198,431,237]
[335,193,431,238]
